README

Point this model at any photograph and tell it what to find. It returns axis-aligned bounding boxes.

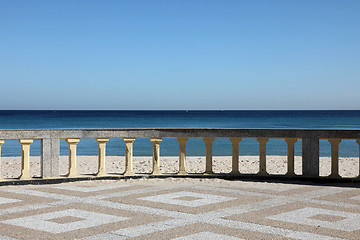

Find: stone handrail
[0,128,360,182]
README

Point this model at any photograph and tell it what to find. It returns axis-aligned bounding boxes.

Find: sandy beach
[0,155,358,179]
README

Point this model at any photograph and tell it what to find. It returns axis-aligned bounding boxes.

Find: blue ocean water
[0,110,359,157]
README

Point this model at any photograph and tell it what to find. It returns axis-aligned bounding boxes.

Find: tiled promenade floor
[0,178,360,240]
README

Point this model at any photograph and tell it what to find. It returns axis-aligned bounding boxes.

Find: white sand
[0,155,359,178]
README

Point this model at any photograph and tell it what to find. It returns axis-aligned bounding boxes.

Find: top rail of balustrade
[1,128,360,139]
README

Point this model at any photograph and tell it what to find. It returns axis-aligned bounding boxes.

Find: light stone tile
[0,181,355,240]
[139,191,236,207]
[90,199,193,219]
[190,185,271,198]
[78,233,127,240]
[198,198,292,219]
[1,209,128,234]
[0,202,65,216]
[112,218,195,237]
[3,188,81,201]
[350,195,360,201]
[268,207,360,231]
[236,183,300,192]
[171,232,245,240]
[291,188,352,200]
[95,185,180,200]
[53,184,130,192]
[0,197,20,205]
[0,236,20,240]
[202,217,344,240]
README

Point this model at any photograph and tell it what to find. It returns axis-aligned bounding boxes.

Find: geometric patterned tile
[47,216,85,224]
[268,207,360,231]
[0,179,359,240]
[309,214,346,222]
[0,191,57,211]
[171,231,245,240]
[106,188,268,214]
[235,183,301,192]
[130,222,292,240]
[349,195,360,201]
[53,184,130,192]
[0,202,169,240]
[0,236,20,240]
[0,197,21,205]
[315,189,360,205]
[139,191,236,207]
[226,201,360,240]
[1,209,128,233]
[32,184,150,198]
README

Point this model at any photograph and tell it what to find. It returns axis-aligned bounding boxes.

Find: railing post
[19,139,33,180]
[229,137,241,175]
[285,138,297,176]
[66,138,80,178]
[302,136,319,177]
[150,138,162,175]
[203,137,215,174]
[357,139,360,178]
[257,137,269,175]
[96,138,109,177]
[42,136,60,178]
[328,138,342,178]
[0,140,4,180]
[177,137,188,175]
[123,138,136,176]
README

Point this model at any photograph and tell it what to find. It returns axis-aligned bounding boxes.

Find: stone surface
[0,178,359,239]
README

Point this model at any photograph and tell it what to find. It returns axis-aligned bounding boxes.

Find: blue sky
[1,0,359,110]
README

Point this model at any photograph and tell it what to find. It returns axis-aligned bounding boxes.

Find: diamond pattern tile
[268,207,360,231]
[0,179,359,240]
[2,209,128,233]
[139,191,236,207]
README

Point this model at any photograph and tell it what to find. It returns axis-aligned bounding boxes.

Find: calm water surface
[0,110,359,157]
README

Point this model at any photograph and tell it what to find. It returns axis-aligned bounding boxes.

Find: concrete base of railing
[1,173,360,187]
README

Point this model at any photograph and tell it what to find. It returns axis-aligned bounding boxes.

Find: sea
[0,110,359,157]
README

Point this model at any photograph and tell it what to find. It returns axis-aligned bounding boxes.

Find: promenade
[0,178,359,240]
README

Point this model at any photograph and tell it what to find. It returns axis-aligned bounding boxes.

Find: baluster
[19,139,33,180]
[66,138,80,177]
[357,139,360,178]
[0,140,4,180]
[229,137,241,175]
[203,137,215,174]
[123,138,136,176]
[96,138,109,177]
[257,137,269,175]
[150,138,162,175]
[328,138,342,178]
[285,138,297,176]
[177,137,188,175]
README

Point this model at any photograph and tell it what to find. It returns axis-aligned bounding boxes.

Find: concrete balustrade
[123,138,136,176]
[203,137,215,174]
[0,129,359,183]
[177,137,188,175]
[285,138,297,176]
[328,138,342,178]
[19,139,33,180]
[0,140,4,181]
[150,138,162,175]
[357,139,360,179]
[96,138,109,176]
[229,137,241,175]
[257,137,269,176]
[66,138,80,178]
